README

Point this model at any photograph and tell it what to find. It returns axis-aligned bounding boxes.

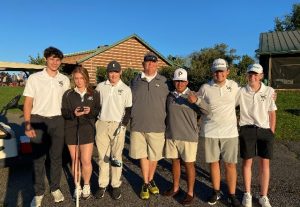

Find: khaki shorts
[204,137,238,164]
[165,139,198,162]
[130,131,165,161]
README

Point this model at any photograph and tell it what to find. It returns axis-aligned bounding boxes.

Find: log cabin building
[62,34,172,85]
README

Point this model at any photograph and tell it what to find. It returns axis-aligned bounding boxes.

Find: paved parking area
[0,113,299,207]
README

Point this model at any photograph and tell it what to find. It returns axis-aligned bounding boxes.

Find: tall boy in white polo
[238,63,277,207]
[23,47,70,207]
[95,60,132,200]
[188,58,242,207]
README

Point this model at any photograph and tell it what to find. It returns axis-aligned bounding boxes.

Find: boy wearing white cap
[163,68,205,206]
[188,58,242,207]
[237,64,276,207]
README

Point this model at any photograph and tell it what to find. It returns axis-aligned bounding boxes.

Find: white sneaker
[259,195,272,207]
[73,187,82,201]
[30,195,44,207]
[82,184,91,199]
[51,189,64,203]
[242,192,252,207]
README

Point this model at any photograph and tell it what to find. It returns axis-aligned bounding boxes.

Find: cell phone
[78,106,84,112]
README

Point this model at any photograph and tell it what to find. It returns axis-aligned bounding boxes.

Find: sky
[0,0,297,63]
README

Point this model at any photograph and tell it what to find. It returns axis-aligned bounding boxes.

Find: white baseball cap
[211,58,228,72]
[247,63,263,74]
[173,68,188,81]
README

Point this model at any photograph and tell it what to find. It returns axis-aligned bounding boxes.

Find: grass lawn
[275,90,300,141]
[0,86,24,114]
[0,86,299,140]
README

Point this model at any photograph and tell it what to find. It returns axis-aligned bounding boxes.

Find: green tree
[187,43,240,90]
[233,55,255,85]
[28,53,46,65]
[274,3,300,31]
[236,55,255,75]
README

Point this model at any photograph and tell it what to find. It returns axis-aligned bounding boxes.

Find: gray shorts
[204,137,238,163]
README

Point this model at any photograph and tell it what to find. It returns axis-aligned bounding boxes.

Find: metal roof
[258,30,300,55]
[0,61,44,71]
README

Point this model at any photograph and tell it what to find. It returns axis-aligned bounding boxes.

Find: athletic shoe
[259,196,272,207]
[30,195,44,207]
[208,191,221,205]
[140,183,150,200]
[112,187,122,200]
[148,180,159,194]
[242,192,252,207]
[95,187,106,199]
[51,189,64,203]
[72,187,82,201]
[82,184,91,199]
[228,195,242,207]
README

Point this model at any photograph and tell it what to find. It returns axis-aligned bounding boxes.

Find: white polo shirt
[238,83,277,128]
[23,68,70,117]
[96,79,132,122]
[198,79,239,138]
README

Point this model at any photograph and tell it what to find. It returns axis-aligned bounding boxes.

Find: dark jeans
[30,115,65,195]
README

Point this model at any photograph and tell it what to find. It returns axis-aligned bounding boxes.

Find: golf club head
[110,157,122,167]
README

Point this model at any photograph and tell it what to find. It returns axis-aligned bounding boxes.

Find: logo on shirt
[226,85,232,92]
[260,94,266,101]
[118,89,124,95]
[87,96,93,101]
[58,81,64,87]
[155,84,160,87]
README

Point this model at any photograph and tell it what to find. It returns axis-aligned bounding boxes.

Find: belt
[32,114,61,119]
[242,125,259,128]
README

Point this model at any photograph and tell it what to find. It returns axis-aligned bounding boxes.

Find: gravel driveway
[0,113,299,207]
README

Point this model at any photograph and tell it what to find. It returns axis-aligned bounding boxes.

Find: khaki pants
[95,120,126,188]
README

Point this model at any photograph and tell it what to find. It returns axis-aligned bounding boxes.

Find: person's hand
[188,91,198,104]
[74,107,85,117]
[83,106,91,115]
[113,125,126,137]
[25,123,36,138]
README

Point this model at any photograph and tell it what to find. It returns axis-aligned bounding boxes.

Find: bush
[122,68,140,86]
[96,67,140,85]
[96,66,107,84]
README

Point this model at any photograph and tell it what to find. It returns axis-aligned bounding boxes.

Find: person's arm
[23,96,36,138]
[89,90,101,119]
[61,91,75,120]
[269,111,276,133]
[121,107,131,127]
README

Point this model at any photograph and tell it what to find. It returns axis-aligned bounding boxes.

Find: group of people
[23,46,276,207]
[0,72,25,86]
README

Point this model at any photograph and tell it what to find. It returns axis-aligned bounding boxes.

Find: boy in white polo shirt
[238,64,277,207]
[23,47,70,207]
[189,58,242,207]
[95,60,132,200]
